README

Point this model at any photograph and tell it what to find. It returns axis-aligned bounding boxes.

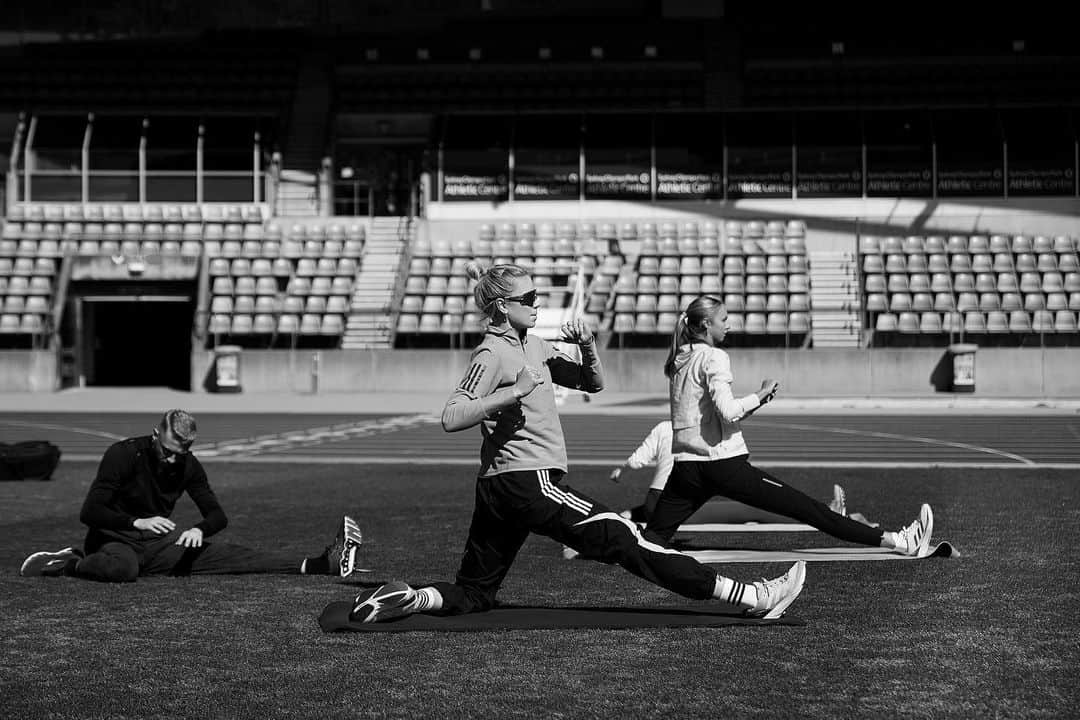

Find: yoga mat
[318,601,804,633]
[682,500,879,532]
[685,541,959,564]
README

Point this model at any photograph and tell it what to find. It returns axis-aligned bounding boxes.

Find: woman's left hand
[560,319,594,345]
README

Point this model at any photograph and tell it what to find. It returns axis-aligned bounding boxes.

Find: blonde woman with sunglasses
[351,264,806,623]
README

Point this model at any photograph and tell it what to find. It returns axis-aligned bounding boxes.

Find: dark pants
[78,528,298,582]
[647,455,885,546]
[428,469,719,615]
[628,488,664,524]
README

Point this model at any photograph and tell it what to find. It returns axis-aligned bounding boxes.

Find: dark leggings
[428,469,721,615]
[78,528,298,582]
[647,455,885,546]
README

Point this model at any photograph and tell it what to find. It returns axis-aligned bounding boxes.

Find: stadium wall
[183,348,1079,398]
[423,197,1080,251]
[0,351,56,392]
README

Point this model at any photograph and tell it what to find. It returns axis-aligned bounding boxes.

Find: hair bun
[464,261,485,280]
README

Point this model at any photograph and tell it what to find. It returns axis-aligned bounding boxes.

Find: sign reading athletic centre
[514,171,580,199]
[656,172,723,200]
[442,174,509,201]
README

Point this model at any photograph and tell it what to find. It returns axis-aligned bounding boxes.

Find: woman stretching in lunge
[646,295,934,555]
[351,264,806,623]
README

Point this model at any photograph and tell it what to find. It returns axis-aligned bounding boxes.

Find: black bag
[0,441,62,481]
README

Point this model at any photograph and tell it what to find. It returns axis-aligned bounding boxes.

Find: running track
[1,412,1079,468]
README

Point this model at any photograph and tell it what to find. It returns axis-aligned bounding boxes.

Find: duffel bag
[0,440,62,481]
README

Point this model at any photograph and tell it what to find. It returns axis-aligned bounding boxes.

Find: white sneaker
[894,504,934,558]
[350,581,417,623]
[829,484,847,516]
[745,561,807,619]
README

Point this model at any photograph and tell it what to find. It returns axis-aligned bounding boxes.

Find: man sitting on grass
[20,409,362,581]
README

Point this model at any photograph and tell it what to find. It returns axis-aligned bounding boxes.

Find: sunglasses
[502,290,538,307]
[154,430,190,459]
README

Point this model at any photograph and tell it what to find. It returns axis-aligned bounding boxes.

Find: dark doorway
[83,299,193,389]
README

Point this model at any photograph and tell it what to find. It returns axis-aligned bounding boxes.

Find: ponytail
[466,261,530,318]
[663,295,725,378]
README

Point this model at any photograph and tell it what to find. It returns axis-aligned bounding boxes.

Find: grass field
[2,460,1078,719]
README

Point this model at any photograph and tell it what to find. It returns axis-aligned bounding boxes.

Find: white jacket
[668,344,760,461]
[624,420,673,491]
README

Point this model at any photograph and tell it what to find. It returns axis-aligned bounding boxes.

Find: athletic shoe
[894,504,934,558]
[20,547,83,577]
[329,515,363,577]
[829,484,847,516]
[350,581,416,623]
[744,561,807,620]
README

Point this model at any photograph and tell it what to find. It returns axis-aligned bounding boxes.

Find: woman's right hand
[513,365,544,399]
[758,379,780,404]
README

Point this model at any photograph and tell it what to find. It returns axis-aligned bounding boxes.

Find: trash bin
[210,344,243,393]
[948,343,977,393]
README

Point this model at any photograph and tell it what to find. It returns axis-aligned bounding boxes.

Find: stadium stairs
[342,218,413,349]
[808,250,861,347]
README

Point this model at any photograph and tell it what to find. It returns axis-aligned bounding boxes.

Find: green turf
[2,462,1078,719]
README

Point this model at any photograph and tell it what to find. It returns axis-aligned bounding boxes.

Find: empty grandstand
[0,1,1077,395]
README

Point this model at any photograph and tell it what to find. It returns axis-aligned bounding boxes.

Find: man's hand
[560,318,594,345]
[175,528,204,548]
[757,379,780,404]
[133,516,176,534]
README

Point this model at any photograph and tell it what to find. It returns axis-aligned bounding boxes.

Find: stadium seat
[208,314,231,335]
[1038,254,1059,272]
[744,313,766,334]
[946,236,968,254]
[230,315,254,334]
[989,235,1010,253]
[1012,235,1033,254]
[1032,310,1055,334]
[612,314,635,333]
[1000,293,1022,312]
[950,254,972,273]
[397,314,422,334]
[887,274,909,293]
[986,311,1009,334]
[963,312,987,333]
[911,293,933,312]
[979,292,1001,311]
[1047,293,1068,311]
[920,312,943,334]
[889,293,912,312]
[1055,311,1078,333]
[1024,293,1046,311]
[299,314,322,334]
[875,313,898,332]
[897,311,920,334]
[277,315,300,335]
[906,254,927,273]
[972,255,993,273]
[725,293,747,312]
[928,254,949,273]
[953,274,975,292]
[321,315,345,336]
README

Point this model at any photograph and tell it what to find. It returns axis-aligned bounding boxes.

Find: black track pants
[429,469,719,615]
[647,455,885,546]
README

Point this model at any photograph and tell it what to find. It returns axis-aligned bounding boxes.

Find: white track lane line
[750,420,1036,465]
[0,419,126,441]
[53,454,1080,469]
